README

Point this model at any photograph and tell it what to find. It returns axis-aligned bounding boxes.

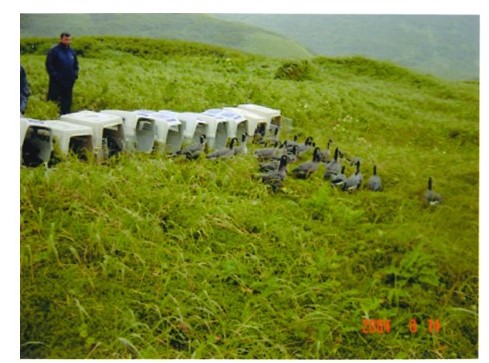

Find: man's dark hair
[60,32,71,38]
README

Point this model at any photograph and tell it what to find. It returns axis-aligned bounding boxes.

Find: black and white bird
[331,165,347,187]
[425,177,442,205]
[295,136,314,156]
[257,154,288,192]
[254,140,283,161]
[368,165,382,191]
[324,147,341,180]
[342,161,363,192]
[292,147,321,179]
[283,144,300,164]
[319,139,333,162]
[176,134,206,159]
[206,137,238,160]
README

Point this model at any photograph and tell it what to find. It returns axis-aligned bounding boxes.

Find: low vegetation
[20,36,478,358]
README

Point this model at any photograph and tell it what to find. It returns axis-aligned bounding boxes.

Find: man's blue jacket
[45,43,79,88]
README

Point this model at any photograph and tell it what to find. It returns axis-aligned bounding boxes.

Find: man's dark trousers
[48,79,73,115]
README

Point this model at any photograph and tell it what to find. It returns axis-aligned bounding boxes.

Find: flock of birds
[22,118,441,206]
[174,126,442,206]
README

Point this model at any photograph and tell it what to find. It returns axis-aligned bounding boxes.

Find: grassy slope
[20,14,312,59]
[20,36,478,359]
[215,14,480,81]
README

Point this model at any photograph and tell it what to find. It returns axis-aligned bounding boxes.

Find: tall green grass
[20,36,478,358]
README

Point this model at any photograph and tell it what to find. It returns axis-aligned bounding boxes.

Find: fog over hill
[20,13,479,80]
[20,13,312,59]
[214,14,479,80]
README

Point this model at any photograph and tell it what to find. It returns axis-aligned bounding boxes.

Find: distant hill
[20,13,312,59]
[20,14,480,80]
[214,14,479,80]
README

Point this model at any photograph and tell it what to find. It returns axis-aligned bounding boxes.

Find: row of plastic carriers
[20,104,281,166]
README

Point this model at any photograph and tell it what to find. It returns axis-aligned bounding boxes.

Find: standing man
[45,32,79,115]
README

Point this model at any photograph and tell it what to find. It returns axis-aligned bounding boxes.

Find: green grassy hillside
[215,14,480,81]
[20,36,479,359]
[20,13,312,59]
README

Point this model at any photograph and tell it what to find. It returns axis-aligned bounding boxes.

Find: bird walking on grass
[319,139,333,162]
[324,147,341,180]
[254,140,283,161]
[256,154,288,192]
[342,160,363,192]
[177,134,206,160]
[425,177,442,205]
[368,165,382,191]
[331,165,347,187]
[292,147,321,179]
[206,137,238,160]
[295,136,314,157]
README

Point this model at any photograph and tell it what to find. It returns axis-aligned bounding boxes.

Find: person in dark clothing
[20,65,29,115]
[45,32,79,115]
